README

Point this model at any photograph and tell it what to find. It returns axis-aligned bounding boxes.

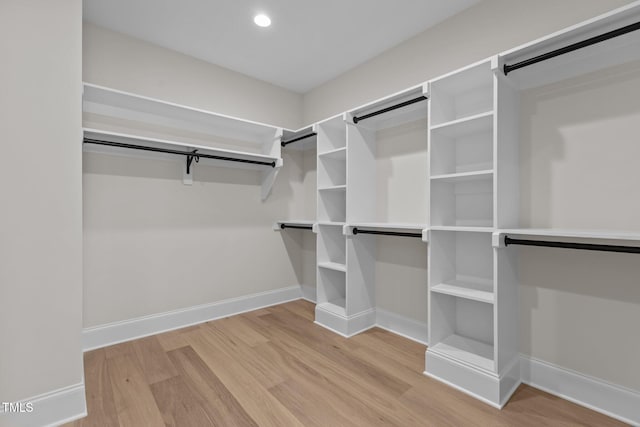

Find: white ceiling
[83,0,480,93]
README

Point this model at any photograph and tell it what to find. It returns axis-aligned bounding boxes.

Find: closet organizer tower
[314,88,429,337]
[425,58,519,407]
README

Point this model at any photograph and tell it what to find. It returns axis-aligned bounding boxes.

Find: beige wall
[375,121,428,322]
[0,0,84,404]
[303,0,634,125]
[519,61,640,391]
[83,149,308,326]
[84,23,303,130]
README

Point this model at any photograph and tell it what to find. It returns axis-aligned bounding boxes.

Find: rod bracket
[186,150,200,174]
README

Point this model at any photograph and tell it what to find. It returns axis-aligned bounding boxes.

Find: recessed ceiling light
[254,14,271,28]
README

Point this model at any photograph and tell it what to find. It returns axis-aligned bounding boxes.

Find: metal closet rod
[504,236,640,254]
[503,20,640,75]
[83,138,276,167]
[352,227,422,238]
[352,95,428,124]
[280,224,313,230]
[281,132,317,147]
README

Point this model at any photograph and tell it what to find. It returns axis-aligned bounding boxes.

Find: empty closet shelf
[318,185,346,191]
[430,170,493,182]
[317,301,347,317]
[318,147,347,160]
[318,262,347,272]
[431,280,494,304]
[429,226,494,233]
[430,111,493,138]
[430,335,494,372]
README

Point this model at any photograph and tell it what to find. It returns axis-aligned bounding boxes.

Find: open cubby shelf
[431,279,494,304]
[430,334,495,372]
[430,176,494,228]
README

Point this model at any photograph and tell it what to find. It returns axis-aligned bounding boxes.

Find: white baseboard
[520,355,640,426]
[300,284,316,303]
[314,306,376,337]
[375,308,428,345]
[83,285,302,351]
[0,383,86,427]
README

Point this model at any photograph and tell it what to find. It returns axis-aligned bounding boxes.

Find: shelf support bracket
[183,150,199,185]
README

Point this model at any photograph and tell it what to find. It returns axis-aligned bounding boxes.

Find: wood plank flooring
[66,300,626,426]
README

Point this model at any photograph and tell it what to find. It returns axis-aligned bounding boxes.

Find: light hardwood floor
[66,300,626,426]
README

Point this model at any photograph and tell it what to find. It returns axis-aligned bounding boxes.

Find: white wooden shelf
[318,262,347,273]
[318,185,347,192]
[317,221,346,227]
[317,301,346,317]
[430,111,493,137]
[318,147,347,160]
[430,170,493,183]
[430,335,495,372]
[83,83,284,144]
[83,83,285,200]
[429,226,495,233]
[431,279,494,304]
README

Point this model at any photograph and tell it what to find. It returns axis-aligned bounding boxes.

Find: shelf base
[314,305,376,337]
[425,349,520,408]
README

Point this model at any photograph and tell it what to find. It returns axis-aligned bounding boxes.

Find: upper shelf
[499,2,640,89]
[83,83,284,146]
[348,85,428,131]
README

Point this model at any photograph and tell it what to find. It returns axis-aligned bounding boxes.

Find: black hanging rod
[280,223,313,230]
[504,20,640,75]
[83,138,276,168]
[352,227,422,238]
[281,132,317,147]
[504,236,640,254]
[352,95,428,124]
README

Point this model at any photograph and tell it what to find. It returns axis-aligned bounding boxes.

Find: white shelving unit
[315,116,351,333]
[330,87,429,336]
[269,4,640,419]
[82,83,284,199]
[426,58,520,408]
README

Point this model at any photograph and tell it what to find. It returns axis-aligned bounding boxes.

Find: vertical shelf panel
[494,73,520,229]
